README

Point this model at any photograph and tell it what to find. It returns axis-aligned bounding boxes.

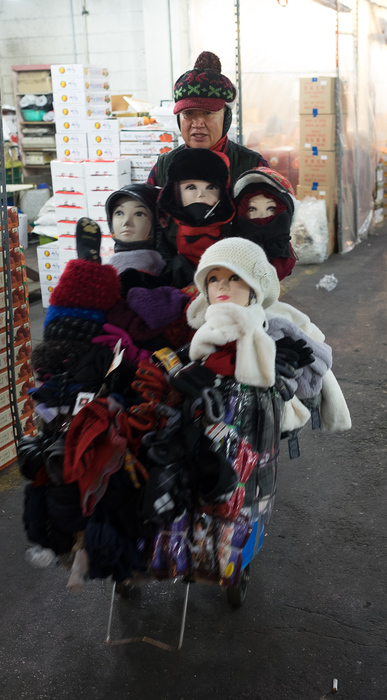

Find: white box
[56,133,88,149]
[56,221,77,237]
[131,168,151,182]
[88,203,108,219]
[38,257,61,274]
[129,156,158,168]
[118,117,147,129]
[55,118,90,134]
[58,234,76,250]
[84,157,131,178]
[86,174,128,193]
[120,142,176,155]
[52,76,87,92]
[87,190,112,208]
[83,213,110,235]
[86,106,113,119]
[55,206,88,223]
[39,269,61,284]
[84,79,111,92]
[41,283,56,309]
[87,132,120,149]
[54,102,87,120]
[119,128,177,143]
[51,160,85,178]
[87,119,119,134]
[54,192,88,209]
[56,146,89,160]
[101,254,113,265]
[86,93,112,106]
[59,249,77,264]
[100,235,114,256]
[51,64,109,79]
[52,176,86,194]
[37,242,59,261]
[54,91,87,106]
[88,146,121,160]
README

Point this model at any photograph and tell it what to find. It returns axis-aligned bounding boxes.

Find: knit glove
[131,360,168,403]
[92,323,151,365]
[276,336,315,370]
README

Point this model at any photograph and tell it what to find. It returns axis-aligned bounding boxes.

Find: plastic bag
[290,196,329,264]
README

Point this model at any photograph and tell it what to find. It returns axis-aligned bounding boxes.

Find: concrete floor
[1,228,387,700]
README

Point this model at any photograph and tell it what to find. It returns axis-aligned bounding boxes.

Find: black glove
[276,336,315,371]
[171,361,217,400]
[274,372,295,402]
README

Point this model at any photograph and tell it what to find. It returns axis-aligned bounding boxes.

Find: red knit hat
[173,52,237,114]
[49,259,121,311]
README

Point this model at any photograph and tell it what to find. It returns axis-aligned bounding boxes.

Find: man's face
[179,108,224,148]
[111,197,152,242]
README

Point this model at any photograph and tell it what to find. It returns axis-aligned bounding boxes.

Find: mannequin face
[179,108,224,148]
[206,266,251,306]
[180,180,220,207]
[247,193,277,219]
[111,197,152,242]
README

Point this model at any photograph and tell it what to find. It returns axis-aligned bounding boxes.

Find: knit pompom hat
[173,51,237,114]
[49,259,121,311]
[194,237,280,309]
[233,167,296,217]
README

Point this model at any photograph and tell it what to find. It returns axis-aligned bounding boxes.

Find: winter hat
[49,258,121,311]
[105,184,159,233]
[173,51,237,114]
[158,148,235,226]
[194,237,280,309]
[233,167,296,216]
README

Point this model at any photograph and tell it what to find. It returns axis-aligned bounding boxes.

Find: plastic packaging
[25,545,56,568]
[316,273,338,291]
[290,197,329,264]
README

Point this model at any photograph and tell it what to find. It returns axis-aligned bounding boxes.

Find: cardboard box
[52,176,86,194]
[87,132,120,149]
[88,145,121,160]
[51,64,109,79]
[88,203,108,220]
[56,146,89,161]
[119,128,177,143]
[299,77,336,115]
[84,158,131,178]
[299,114,336,152]
[0,442,17,471]
[25,153,55,166]
[86,93,112,106]
[38,258,61,275]
[59,249,77,265]
[54,91,87,106]
[296,185,337,222]
[56,133,88,149]
[57,235,76,250]
[55,118,90,134]
[118,117,147,128]
[52,76,110,93]
[50,160,85,178]
[87,119,119,134]
[86,106,113,119]
[100,236,114,256]
[298,151,336,187]
[120,142,176,156]
[131,169,151,182]
[18,70,52,93]
[129,156,157,168]
[53,102,87,119]
[86,174,128,193]
[39,269,61,285]
[86,190,112,208]
[83,213,110,235]
[37,242,59,261]
[54,192,88,209]
[55,206,88,223]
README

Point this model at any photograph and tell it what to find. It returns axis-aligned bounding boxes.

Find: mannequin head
[180,179,221,208]
[246,193,277,219]
[111,196,153,242]
[206,266,251,307]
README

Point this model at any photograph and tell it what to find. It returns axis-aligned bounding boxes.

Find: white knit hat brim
[194,238,280,309]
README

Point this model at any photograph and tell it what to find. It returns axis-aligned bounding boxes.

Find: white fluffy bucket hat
[194,237,280,309]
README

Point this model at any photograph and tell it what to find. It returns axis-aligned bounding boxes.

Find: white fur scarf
[189,302,276,388]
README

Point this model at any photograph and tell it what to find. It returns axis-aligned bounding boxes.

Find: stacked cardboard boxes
[0,207,36,470]
[51,64,113,160]
[119,124,179,182]
[84,157,131,250]
[297,76,338,256]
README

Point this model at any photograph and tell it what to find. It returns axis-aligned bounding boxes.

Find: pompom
[194,51,221,73]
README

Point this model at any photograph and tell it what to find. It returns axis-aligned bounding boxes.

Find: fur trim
[320,369,352,433]
[189,303,276,388]
[108,250,166,276]
[187,292,208,330]
[266,300,325,342]
[281,396,311,433]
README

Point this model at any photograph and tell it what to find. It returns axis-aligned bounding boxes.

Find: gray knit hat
[194,237,280,309]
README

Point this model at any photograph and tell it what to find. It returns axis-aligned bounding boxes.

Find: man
[147,51,268,189]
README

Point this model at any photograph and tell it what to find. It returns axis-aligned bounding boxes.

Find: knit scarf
[204,341,236,376]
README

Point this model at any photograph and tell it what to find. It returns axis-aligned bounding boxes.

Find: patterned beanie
[173,51,237,115]
[194,237,280,309]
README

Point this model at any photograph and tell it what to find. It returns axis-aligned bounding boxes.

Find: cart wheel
[226,564,250,608]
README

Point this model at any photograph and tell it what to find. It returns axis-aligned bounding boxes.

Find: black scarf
[233,211,292,259]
